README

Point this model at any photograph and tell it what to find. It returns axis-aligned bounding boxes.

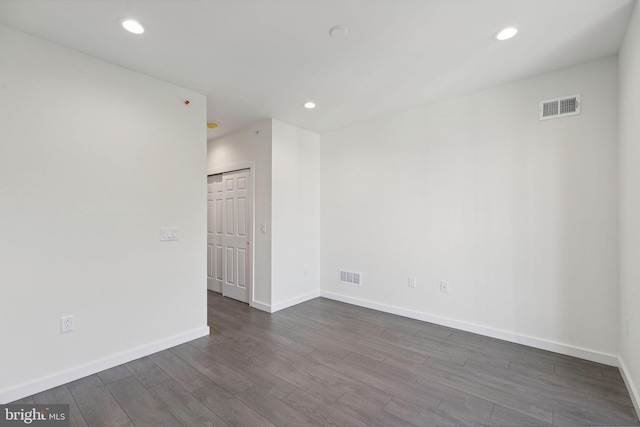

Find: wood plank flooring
[13,291,640,426]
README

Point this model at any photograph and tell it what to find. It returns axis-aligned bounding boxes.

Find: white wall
[321,57,619,363]
[207,120,273,307]
[0,25,208,403]
[207,119,321,311]
[271,120,321,309]
[619,0,640,414]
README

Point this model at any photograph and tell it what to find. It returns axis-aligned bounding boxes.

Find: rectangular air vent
[539,94,580,120]
[339,269,362,286]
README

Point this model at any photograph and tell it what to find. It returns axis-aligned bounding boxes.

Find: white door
[207,169,251,303]
[207,175,224,292]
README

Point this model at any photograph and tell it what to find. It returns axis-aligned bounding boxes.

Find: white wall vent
[539,94,580,120]
[339,269,362,286]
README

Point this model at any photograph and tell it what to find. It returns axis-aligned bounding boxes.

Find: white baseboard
[251,299,272,313]
[271,290,321,313]
[0,326,210,404]
[619,357,640,421]
[319,291,618,367]
[251,291,321,313]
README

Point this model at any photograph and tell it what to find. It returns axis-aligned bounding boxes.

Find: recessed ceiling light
[119,18,145,34]
[303,101,316,109]
[329,25,348,39]
[494,27,518,41]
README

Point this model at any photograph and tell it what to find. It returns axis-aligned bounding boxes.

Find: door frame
[207,162,255,306]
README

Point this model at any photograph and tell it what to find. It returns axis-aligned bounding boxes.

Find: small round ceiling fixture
[207,122,218,129]
[119,18,145,34]
[329,25,348,39]
[303,101,316,109]
[494,27,518,41]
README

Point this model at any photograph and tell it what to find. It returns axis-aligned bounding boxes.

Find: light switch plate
[160,227,178,241]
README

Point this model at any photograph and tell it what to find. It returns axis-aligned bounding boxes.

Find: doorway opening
[207,168,252,304]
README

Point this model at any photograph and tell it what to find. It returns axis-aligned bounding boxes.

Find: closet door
[207,169,251,303]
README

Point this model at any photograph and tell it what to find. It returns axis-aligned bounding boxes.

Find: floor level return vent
[339,270,362,286]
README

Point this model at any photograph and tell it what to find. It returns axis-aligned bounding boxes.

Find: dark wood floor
[13,291,640,426]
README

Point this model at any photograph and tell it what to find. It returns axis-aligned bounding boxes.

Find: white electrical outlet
[60,315,75,333]
[408,277,416,288]
[440,281,449,293]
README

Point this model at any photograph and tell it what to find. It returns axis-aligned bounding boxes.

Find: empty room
[1,0,639,426]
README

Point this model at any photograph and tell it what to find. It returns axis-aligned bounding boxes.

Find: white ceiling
[0,0,634,138]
